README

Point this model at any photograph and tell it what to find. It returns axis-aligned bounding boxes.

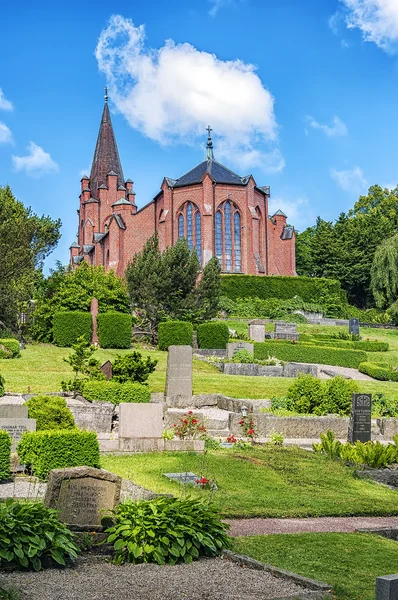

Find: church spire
[90,90,124,195]
[206,125,214,160]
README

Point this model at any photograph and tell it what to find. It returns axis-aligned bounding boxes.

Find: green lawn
[101,446,398,518]
[234,532,398,600]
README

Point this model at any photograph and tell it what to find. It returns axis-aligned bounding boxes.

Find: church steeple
[90,89,124,195]
[206,125,214,160]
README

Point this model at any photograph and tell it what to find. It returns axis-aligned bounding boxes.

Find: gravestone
[273,322,299,341]
[100,360,113,380]
[119,403,163,438]
[348,393,372,443]
[376,574,398,600]
[0,405,36,451]
[248,322,266,343]
[90,297,99,345]
[165,345,192,402]
[164,472,198,485]
[226,342,254,359]
[45,466,122,530]
[349,318,360,335]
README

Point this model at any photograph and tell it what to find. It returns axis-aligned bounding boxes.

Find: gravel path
[226,515,398,536]
[316,364,374,381]
[0,478,45,500]
[1,557,312,600]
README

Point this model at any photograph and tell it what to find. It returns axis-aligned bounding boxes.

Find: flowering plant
[173,411,207,439]
[238,414,256,440]
[195,476,217,490]
[226,433,238,443]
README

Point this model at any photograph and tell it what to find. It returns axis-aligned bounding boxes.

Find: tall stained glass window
[195,211,202,265]
[234,211,241,272]
[224,201,232,271]
[178,214,184,239]
[186,202,193,250]
[215,211,223,263]
[215,200,241,272]
[176,202,202,264]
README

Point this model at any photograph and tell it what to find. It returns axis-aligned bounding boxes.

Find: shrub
[313,431,398,469]
[112,352,158,384]
[0,373,4,397]
[231,349,253,363]
[0,500,79,570]
[254,341,366,369]
[61,336,105,394]
[0,431,11,481]
[286,374,325,414]
[82,380,150,404]
[25,395,76,431]
[97,312,132,349]
[0,339,20,359]
[106,496,231,565]
[359,362,398,382]
[303,339,389,352]
[17,430,100,480]
[53,311,92,347]
[372,393,398,417]
[158,321,194,350]
[197,322,229,349]
[314,376,359,416]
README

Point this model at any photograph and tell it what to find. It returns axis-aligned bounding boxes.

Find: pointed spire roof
[206,125,214,160]
[90,91,124,195]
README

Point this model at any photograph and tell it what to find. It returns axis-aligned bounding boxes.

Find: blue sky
[1,0,398,269]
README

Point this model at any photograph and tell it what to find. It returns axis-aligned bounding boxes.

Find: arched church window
[177,201,202,265]
[215,200,242,272]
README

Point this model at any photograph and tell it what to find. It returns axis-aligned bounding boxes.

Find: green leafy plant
[161,429,175,440]
[204,437,222,450]
[106,496,230,565]
[269,431,285,446]
[313,431,398,468]
[97,312,132,349]
[173,411,207,439]
[231,349,253,363]
[312,431,343,460]
[112,352,157,384]
[254,341,367,369]
[286,374,325,414]
[25,395,75,431]
[0,339,20,359]
[0,431,11,481]
[0,499,79,570]
[197,321,229,349]
[314,376,359,416]
[359,362,398,382]
[17,430,100,480]
[158,321,194,350]
[0,373,4,397]
[61,335,105,394]
[82,381,150,404]
[52,311,92,347]
[372,393,398,417]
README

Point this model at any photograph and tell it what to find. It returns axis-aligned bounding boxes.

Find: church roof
[272,209,287,218]
[172,159,247,188]
[90,100,124,194]
[112,198,133,207]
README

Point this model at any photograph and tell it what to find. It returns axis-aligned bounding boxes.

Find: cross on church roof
[104,86,108,103]
[206,125,214,160]
[206,125,212,138]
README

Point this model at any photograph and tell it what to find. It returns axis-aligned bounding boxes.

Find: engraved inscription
[57,478,116,527]
[348,393,372,443]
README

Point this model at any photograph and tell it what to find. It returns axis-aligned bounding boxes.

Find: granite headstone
[0,404,36,451]
[165,345,192,402]
[226,342,254,359]
[349,318,360,335]
[348,393,372,443]
[376,574,398,600]
[248,323,266,343]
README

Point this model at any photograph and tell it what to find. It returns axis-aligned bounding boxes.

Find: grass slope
[102,447,398,518]
[234,532,398,600]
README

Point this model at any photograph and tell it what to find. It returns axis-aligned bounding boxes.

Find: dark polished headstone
[376,574,398,600]
[348,393,372,443]
[349,318,360,335]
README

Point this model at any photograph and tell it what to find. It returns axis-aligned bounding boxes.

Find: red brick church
[70,93,296,277]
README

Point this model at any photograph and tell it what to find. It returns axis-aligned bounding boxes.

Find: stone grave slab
[0,404,28,418]
[45,466,122,530]
[348,393,372,443]
[165,345,192,402]
[0,417,36,451]
[226,342,254,359]
[248,323,265,343]
[164,472,198,485]
[118,403,163,439]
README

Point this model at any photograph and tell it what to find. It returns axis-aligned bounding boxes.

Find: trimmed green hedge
[53,311,92,347]
[0,431,11,481]
[17,430,100,480]
[298,339,389,352]
[197,322,230,349]
[254,341,367,368]
[25,395,76,431]
[158,321,193,351]
[82,381,150,404]
[97,312,132,349]
[221,275,343,302]
[359,362,398,382]
[0,338,20,359]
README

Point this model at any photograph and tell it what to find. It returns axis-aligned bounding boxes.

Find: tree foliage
[0,185,61,328]
[370,233,398,308]
[125,235,221,340]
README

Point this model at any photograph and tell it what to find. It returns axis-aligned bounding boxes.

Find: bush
[0,431,11,481]
[0,500,79,570]
[358,362,398,382]
[197,322,229,349]
[106,496,231,565]
[25,395,75,431]
[313,431,398,469]
[231,349,253,363]
[158,321,194,350]
[300,338,389,352]
[53,311,92,347]
[254,341,367,369]
[97,312,132,349]
[0,373,4,397]
[286,374,325,414]
[0,338,20,359]
[82,381,150,404]
[112,352,158,384]
[315,376,359,416]
[372,393,398,417]
[17,430,100,480]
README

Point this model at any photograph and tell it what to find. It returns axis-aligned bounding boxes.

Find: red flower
[188,411,193,415]
[192,419,198,424]
[247,429,255,435]
[238,419,244,425]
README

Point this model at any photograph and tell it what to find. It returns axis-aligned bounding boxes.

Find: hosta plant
[0,500,79,571]
[106,496,230,565]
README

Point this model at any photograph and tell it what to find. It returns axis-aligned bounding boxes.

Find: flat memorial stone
[119,403,163,439]
[163,472,198,485]
[0,417,36,451]
[0,404,28,418]
[45,466,122,530]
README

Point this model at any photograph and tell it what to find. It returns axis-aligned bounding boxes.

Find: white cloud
[330,166,368,193]
[0,122,12,144]
[306,115,348,137]
[12,142,59,176]
[95,15,283,175]
[268,195,314,230]
[0,89,13,111]
[338,0,398,53]
[208,0,243,17]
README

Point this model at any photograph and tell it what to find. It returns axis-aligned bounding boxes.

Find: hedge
[17,430,100,480]
[197,322,230,349]
[97,311,132,349]
[298,339,389,352]
[254,341,367,369]
[53,311,92,347]
[0,431,11,481]
[0,338,20,359]
[82,381,150,404]
[25,395,76,431]
[359,362,398,382]
[221,275,343,302]
[158,321,193,351]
